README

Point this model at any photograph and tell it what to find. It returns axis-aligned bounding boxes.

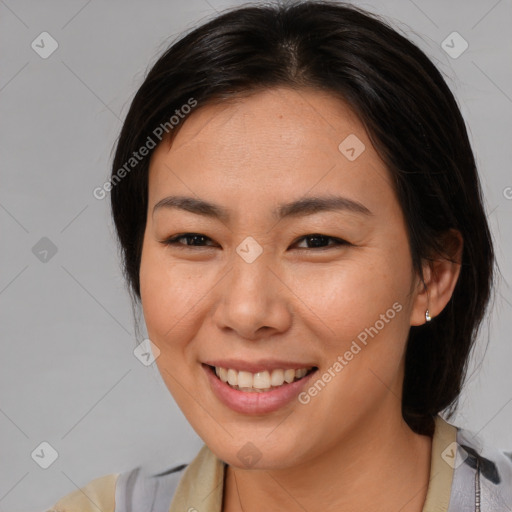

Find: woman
[47,1,512,511]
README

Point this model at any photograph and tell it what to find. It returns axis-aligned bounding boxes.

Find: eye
[293,234,350,250]
[160,233,217,248]
[160,233,350,250]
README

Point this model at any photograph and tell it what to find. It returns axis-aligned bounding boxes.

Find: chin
[202,429,313,471]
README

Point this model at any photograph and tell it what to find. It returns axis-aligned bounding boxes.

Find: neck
[223,409,433,512]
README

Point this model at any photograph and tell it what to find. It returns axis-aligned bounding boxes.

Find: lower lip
[202,364,317,415]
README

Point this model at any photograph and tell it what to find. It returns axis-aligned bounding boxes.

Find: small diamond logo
[236,236,263,263]
[237,442,262,468]
[31,441,58,469]
[134,338,160,366]
[441,32,468,59]
[441,441,468,469]
[32,237,58,263]
[338,134,365,161]
[31,32,59,59]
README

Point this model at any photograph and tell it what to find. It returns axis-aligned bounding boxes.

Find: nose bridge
[212,238,291,338]
[229,238,274,303]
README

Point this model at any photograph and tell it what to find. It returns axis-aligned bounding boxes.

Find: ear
[410,229,464,326]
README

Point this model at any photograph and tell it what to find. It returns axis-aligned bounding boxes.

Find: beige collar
[422,415,457,511]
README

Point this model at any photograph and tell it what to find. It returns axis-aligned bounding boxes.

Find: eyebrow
[152,194,372,222]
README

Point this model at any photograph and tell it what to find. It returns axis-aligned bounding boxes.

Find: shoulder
[46,463,188,512]
[46,473,119,512]
[449,422,512,510]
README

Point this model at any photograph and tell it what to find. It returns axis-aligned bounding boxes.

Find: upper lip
[203,359,317,373]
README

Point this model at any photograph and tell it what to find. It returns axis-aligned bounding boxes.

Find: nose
[211,248,293,341]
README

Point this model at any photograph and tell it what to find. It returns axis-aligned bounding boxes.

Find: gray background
[1,0,511,510]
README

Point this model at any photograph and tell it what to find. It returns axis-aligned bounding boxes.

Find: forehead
[152,87,368,161]
[147,87,394,212]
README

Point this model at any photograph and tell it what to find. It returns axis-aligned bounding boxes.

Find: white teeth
[227,368,238,386]
[253,371,270,389]
[238,371,253,389]
[212,366,314,392]
[284,369,296,383]
[270,369,284,386]
[295,368,307,379]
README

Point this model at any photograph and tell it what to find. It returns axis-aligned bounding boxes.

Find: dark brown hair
[110,0,495,436]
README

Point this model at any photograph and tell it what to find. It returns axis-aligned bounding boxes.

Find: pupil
[189,235,203,245]
[308,235,326,247]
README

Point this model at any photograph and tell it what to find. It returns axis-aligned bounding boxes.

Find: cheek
[139,244,208,346]
[292,256,412,429]
[139,247,210,403]
[290,250,412,346]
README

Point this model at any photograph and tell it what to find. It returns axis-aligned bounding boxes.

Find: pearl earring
[425,309,432,322]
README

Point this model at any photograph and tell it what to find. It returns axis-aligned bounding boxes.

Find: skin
[139,87,463,512]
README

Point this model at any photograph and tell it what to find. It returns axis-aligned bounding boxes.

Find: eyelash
[160,233,351,251]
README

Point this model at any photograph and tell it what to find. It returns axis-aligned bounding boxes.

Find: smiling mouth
[207,364,317,392]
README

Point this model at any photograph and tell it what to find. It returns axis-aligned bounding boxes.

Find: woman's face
[139,87,427,469]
